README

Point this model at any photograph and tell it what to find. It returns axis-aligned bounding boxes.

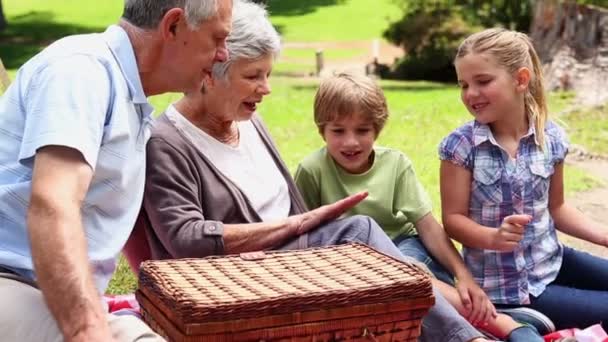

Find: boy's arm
[415,213,495,324]
[294,164,322,210]
[549,163,608,246]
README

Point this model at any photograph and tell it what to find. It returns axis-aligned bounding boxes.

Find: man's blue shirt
[0,25,154,292]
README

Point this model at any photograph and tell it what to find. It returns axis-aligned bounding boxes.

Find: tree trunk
[0,1,6,31]
[530,0,608,107]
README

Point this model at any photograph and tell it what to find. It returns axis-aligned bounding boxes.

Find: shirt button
[209,225,216,231]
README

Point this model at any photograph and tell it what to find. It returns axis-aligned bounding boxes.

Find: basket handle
[362,327,380,342]
[239,251,267,261]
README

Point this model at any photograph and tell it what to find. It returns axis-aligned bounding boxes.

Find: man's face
[170,0,232,92]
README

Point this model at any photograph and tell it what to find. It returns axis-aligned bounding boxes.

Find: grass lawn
[106,78,603,294]
[0,0,605,294]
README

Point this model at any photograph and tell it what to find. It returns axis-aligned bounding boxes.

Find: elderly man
[0,0,232,341]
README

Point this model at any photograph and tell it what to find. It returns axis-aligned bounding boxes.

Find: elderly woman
[134,1,489,342]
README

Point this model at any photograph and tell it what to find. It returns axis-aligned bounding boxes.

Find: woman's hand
[288,191,368,235]
[490,214,532,251]
[456,276,497,327]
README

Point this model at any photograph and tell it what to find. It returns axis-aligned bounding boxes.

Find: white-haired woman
[131,1,489,341]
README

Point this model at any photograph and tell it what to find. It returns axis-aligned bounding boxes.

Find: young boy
[294,72,546,341]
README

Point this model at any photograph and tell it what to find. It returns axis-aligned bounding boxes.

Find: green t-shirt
[294,146,432,239]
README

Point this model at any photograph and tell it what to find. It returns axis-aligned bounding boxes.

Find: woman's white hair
[122,0,219,29]
[212,0,281,79]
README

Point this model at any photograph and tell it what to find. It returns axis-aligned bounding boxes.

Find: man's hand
[456,276,496,327]
[491,214,532,251]
[289,191,368,235]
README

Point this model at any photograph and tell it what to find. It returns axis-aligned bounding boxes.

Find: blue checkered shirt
[439,120,568,304]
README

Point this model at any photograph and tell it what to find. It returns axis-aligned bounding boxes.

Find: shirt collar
[102,25,152,115]
[472,119,539,147]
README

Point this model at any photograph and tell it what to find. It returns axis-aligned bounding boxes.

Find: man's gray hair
[212,0,281,79]
[122,0,219,29]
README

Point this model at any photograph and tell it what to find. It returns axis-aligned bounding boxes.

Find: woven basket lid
[138,243,432,324]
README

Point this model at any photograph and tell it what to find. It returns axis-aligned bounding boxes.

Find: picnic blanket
[103,293,608,342]
[104,293,141,318]
[544,324,608,342]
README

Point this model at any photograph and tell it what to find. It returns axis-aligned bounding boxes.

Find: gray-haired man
[0,1,232,341]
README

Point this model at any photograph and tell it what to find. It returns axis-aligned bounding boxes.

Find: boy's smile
[322,113,376,174]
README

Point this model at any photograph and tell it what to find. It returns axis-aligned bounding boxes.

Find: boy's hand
[456,276,496,327]
[491,214,532,252]
[289,191,368,235]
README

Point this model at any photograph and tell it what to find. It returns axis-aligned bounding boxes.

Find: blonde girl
[439,28,608,331]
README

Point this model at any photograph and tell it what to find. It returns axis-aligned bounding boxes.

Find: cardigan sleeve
[143,136,225,258]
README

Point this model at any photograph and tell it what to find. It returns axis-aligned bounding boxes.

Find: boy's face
[322,113,376,174]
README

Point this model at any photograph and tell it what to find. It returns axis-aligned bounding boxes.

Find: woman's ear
[514,67,531,93]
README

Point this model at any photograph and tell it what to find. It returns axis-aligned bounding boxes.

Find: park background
[0,0,607,294]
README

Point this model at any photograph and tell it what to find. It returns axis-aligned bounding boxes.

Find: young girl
[440,28,608,331]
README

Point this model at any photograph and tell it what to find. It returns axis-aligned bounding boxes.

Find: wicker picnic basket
[136,243,435,342]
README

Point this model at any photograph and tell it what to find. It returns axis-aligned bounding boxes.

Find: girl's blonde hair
[314,72,389,135]
[455,28,548,148]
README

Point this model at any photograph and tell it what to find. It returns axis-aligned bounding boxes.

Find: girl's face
[322,113,376,174]
[207,54,273,121]
[455,52,528,125]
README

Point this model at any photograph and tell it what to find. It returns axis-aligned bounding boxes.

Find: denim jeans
[497,246,608,331]
[530,246,608,330]
[394,235,456,286]
[281,215,483,342]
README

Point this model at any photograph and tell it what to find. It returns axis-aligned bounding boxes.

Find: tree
[0,0,6,31]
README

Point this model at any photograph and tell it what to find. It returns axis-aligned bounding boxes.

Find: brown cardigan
[137,113,308,261]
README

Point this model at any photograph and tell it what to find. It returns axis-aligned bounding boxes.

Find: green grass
[106,79,601,294]
[280,48,364,60]
[2,0,605,295]
[561,105,608,155]
[268,0,400,42]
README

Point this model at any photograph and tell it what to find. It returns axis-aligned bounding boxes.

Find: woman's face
[209,54,273,121]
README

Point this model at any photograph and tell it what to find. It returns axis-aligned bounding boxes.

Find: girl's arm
[440,161,529,251]
[549,162,608,247]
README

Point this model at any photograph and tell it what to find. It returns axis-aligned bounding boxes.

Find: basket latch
[239,251,267,261]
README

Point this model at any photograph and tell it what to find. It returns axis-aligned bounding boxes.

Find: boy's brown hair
[314,72,389,135]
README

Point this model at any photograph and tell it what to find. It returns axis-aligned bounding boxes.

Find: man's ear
[515,67,531,93]
[159,8,185,41]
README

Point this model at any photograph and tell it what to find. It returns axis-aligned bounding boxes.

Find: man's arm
[28,146,113,342]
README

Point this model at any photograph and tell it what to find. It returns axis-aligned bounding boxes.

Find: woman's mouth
[243,101,257,112]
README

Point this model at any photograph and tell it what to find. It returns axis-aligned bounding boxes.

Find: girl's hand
[491,214,532,252]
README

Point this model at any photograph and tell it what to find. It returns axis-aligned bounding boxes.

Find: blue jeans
[394,235,455,286]
[281,216,483,342]
[498,246,608,331]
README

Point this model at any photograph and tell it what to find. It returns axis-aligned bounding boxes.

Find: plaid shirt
[439,120,569,304]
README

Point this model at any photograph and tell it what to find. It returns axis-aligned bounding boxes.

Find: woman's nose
[258,79,271,95]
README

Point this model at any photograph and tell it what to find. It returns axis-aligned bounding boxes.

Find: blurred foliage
[384,0,606,81]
